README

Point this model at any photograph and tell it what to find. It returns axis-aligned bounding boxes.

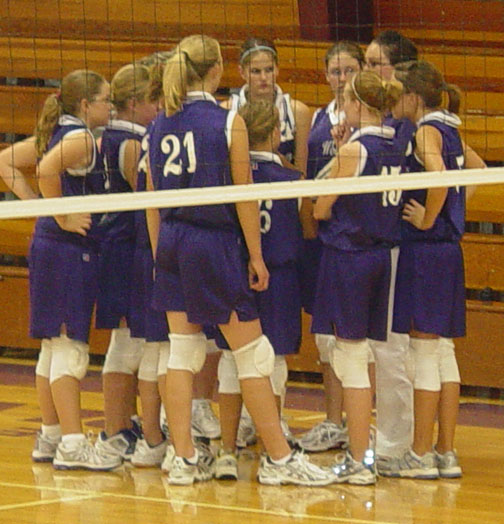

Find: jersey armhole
[66,128,97,176]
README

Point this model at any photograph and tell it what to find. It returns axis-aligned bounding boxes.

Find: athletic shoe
[131,437,168,468]
[32,431,60,463]
[191,399,221,439]
[257,449,336,486]
[167,448,216,485]
[298,420,348,452]
[280,418,298,448]
[160,409,170,440]
[53,439,122,471]
[381,449,439,479]
[95,429,137,461]
[130,416,144,439]
[215,449,238,480]
[331,450,376,485]
[376,455,398,476]
[161,444,176,473]
[434,448,462,478]
[236,413,257,448]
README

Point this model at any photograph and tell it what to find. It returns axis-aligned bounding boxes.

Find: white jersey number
[381,165,402,207]
[161,132,197,176]
[260,200,274,234]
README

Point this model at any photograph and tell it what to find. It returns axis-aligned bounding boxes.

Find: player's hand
[56,213,92,236]
[248,257,269,292]
[402,199,427,229]
[331,121,351,148]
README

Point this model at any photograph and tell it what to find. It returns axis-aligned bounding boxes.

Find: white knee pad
[367,343,376,364]
[103,328,144,375]
[330,339,371,389]
[233,335,275,380]
[315,334,336,364]
[35,339,52,378]
[217,350,240,394]
[50,335,89,383]
[138,342,160,382]
[270,356,288,397]
[206,338,221,354]
[168,332,207,374]
[439,338,461,384]
[410,338,441,392]
[157,341,171,376]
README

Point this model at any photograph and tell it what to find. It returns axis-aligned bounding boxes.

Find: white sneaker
[191,399,221,439]
[215,449,238,480]
[167,448,215,485]
[32,431,60,463]
[95,429,137,461]
[53,439,122,471]
[332,450,376,485]
[236,414,257,448]
[160,409,170,439]
[131,438,168,468]
[161,444,176,473]
[381,449,439,479]
[434,448,462,478]
[257,450,336,486]
[298,420,348,452]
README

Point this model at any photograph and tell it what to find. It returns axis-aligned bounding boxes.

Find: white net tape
[0,167,502,220]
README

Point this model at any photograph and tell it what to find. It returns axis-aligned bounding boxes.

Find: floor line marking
[0,494,98,511]
[0,481,394,524]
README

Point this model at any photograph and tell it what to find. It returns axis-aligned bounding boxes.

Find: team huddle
[0,29,484,487]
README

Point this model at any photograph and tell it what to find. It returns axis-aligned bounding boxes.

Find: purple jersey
[230,85,296,162]
[100,119,145,241]
[251,152,303,266]
[307,101,343,180]
[34,115,106,247]
[319,125,402,250]
[402,111,466,242]
[149,92,238,231]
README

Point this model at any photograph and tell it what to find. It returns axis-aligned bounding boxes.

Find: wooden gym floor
[0,353,503,524]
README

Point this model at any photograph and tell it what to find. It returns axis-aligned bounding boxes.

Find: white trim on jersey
[250,151,283,166]
[225,110,237,149]
[348,125,395,143]
[118,139,128,181]
[417,110,461,129]
[186,91,218,104]
[354,144,368,178]
[107,118,146,137]
[58,116,97,177]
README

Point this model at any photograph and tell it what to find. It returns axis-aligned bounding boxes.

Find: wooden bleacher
[1,0,504,387]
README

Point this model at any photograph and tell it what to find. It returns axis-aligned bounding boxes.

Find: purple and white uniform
[393,111,466,337]
[95,120,145,329]
[29,115,106,343]
[229,85,296,162]
[150,91,258,325]
[301,102,344,316]
[251,151,303,355]
[312,125,402,341]
[129,125,169,342]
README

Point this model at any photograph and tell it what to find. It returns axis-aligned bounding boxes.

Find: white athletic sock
[61,433,86,448]
[270,452,292,465]
[41,424,61,440]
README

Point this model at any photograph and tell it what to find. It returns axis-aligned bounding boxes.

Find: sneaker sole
[394,469,439,479]
[257,473,335,487]
[32,454,55,463]
[53,461,121,472]
[439,469,462,479]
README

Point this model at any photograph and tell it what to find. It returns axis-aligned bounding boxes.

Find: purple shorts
[152,221,258,325]
[312,246,391,341]
[299,237,323,315]
[255,263,301,355]
[129,244,169,342]
[95,239,135,329]
[29,235,99,343]
[393,241,466,337]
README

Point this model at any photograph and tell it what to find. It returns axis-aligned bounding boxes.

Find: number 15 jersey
[319,125,403,251]
[149,91,239,231]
